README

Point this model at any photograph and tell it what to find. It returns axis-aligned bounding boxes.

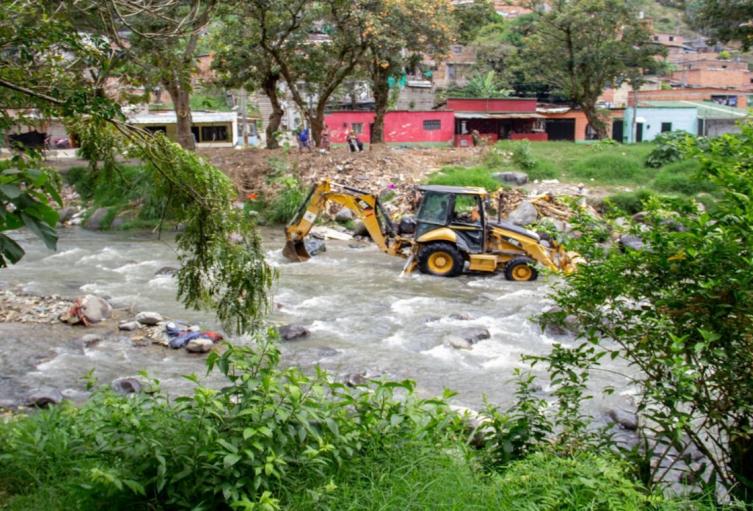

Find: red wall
[446,98,537,113]
[324,111,455,144]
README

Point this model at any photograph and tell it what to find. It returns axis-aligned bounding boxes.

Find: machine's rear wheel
[504,257,538,281]
[418,242,464,277]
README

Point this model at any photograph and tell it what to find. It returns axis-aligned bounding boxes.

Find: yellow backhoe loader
[283,180,577,281]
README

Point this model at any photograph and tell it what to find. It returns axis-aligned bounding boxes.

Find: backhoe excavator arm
[283,180,412,262]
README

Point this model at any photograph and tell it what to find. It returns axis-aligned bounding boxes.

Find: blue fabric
[169,331,203,349]
[299,129,309,143]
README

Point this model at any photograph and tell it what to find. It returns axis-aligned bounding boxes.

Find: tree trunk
[262,73,283,150]
[581,102,608,140]
[309,103,326,148]
[165,83,196,151]
[371,63,390,145]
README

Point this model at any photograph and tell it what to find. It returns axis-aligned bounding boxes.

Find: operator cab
[416,185,489,253]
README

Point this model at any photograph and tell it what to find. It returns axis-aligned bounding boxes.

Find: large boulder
[351,220,369,237]
[110,210,138,230]
[186,338,214,353]
[463,327,491,344]
[26,388,64,408]
[606,408,638,431]
[155,266,179,277]
[304,238,326,257]
[135,311,164,326]
[81,333,103,347]
[111,377,143,395]
[119,320,141,331]
[83,207,111,230]
[493,171,529,186]
[507,201,538,226]
[335,208,354,222]
[278,323,310,341]
[57,206,77,224]
[78,295,111,324]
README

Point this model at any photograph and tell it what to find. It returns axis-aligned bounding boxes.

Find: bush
[527,160,558,180]
[0,335,452,510]
[265,175,308,224]
[645,131,693,168]
[603,190,656,215]
[653,160,717,195]
[427,165,501,191]
[511,140,537,170]
[571,154,649,183]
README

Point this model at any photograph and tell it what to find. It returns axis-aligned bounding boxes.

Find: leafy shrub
[511,140,537,170]
[265,175,308,224]
[0,334,451,510]
[603,190,656,215]
[527,160,558,180]
[653,160,717,195]
[571,154,648,183]
[427,165,501,191]
[645,131,693,168]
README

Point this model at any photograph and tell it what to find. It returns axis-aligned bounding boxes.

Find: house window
[423,119,441,131]
[661,122,672,133]
[351,123,363,134]
[145,126,167,134]
[201,125,228,142]
[668,36,674,42]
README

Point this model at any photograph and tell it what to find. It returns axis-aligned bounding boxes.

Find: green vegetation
[426,165,502,191]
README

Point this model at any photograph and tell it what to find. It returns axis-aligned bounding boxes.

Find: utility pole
[238,89,249,147]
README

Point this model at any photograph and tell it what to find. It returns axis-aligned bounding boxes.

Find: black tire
[417,242,464,277]
[504,257,538,281]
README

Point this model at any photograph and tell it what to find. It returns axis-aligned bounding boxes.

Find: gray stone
[507,201,538,226]
[155,266,179,276]
[111,377,142,395]
[61,388,91,403]
[493,171,529,186]
[278,324,310,341]
[344,371,368,387]
[335,208,354,222]
[462,327,491,344]
[304,238,326,257]
[80,295,111,324]
[607,408,638,431]
[186,338,214,353]
[447,336,472,350]
[119,320,141,331]
[614,217,630,229]
[619,234,645,251]
[398,216,417,235]
[83,207,111,230]
[632,211,648,223]
[352,220,369,237]
[26,388,64,408]
[135,311,164,326]
[81,333,103,347]
[57,206,76,224]
[449,312,474,321]
[0,399,18,410]
[110,210,137,230]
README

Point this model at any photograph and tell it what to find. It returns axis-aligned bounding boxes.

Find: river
[0,227,632,413]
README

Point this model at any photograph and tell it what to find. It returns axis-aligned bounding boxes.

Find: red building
[324,111,455,145]
[446,98,547,146]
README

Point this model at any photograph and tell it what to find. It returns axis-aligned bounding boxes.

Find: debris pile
[0,290,73,324]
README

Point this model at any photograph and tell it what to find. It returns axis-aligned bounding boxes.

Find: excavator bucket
[282,239,311,262]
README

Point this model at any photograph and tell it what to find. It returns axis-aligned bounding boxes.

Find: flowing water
[0,227,632,412]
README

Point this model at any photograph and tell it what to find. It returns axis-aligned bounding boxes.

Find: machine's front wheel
[418,242,464,277]
[504,257,539,281]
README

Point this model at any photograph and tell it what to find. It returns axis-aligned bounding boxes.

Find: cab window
[450,195,482,225]
[417,192,451,224]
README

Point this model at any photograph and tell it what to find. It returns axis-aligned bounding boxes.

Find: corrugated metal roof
[640,100,749,120]
[128,111,237,124]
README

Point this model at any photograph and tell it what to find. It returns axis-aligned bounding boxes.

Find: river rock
[343,371,368,387]
[57,206,77,224]
[493,171,529,186]
[335,208,354,222]
[447,336,472,350]
[81,333,103,347]
[462,327,491,344]
[78,295,111,324]
[111,377,142,395]
[398,216,417,235]
[186,338,214,353]
[619,234,645,251]
[110,210,137,230]
[135,311,164,326]
[632,211,648,223]
[352,220,369,237]
[83,207,111,230]
[449,312,474,321]
[606,408,638,431]
[304,238,326,257]
[119,320,141,331]
[26,388,64,408]
[507,201,538,226]
[0,399,17,410]
[155,266,178,276]
[61,388,91,403]
[278,324,310,341]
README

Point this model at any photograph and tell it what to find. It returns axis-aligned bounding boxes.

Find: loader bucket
[282,239,311,262]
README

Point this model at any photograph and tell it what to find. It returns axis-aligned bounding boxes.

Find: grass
[426,165,502,191]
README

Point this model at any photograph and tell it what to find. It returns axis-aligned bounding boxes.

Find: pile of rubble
[0,290,74,324]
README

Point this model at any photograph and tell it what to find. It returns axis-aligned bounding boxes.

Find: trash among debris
[164,321,223,351]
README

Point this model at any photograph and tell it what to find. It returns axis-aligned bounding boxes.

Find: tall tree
[521,0,663,139]
[212,11,286,149]
[451,0,501,44]
[71,0,219,150]
[363,0,454,144]
[689,0,753,50]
